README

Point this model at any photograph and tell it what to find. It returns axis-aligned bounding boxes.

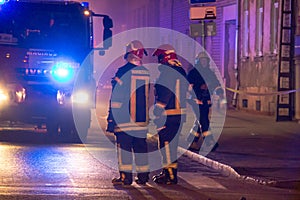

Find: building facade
[92,0,300,121]
[156,0,300,121]
[238,0,299,121]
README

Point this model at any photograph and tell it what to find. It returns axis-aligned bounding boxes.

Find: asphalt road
[0,119,299,200]
[0,88,299,199]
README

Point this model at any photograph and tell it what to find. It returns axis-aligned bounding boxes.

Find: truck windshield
[0,2,89,51]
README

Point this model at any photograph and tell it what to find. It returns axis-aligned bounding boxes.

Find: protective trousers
[158,119,181,181]
[189,103,210,141]
[115,131,149,183]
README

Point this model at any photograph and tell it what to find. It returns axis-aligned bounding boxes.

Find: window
[255,0,264,57]
[270,0,279,54]
[242,0,249,57]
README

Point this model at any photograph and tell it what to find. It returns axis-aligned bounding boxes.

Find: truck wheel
[46,121,59,137]
[60,121,88,143]
[76,125,88,143]
[73,108,91,143]
[60,123,73,142]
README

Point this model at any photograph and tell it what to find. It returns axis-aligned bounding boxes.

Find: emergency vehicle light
[81,2,89,8]
[0,0,6,5]
[0,88,8,103]
[51,62,74,83]
[84,10,90,16]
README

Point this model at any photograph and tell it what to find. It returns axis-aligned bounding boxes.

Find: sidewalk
[183,108,300,190]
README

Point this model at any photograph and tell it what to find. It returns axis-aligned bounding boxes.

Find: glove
[153,115,166,129]
[106,119,115,133]
[106,109,115,133]
[153,104,166,129]
[153,105,164,116]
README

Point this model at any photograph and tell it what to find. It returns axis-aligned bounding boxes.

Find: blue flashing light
[51,62,74,83]
[0,0,6,5]
[81,2,89,8]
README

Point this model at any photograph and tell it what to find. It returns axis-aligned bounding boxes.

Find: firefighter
[186,51,222,152]
[107,40,150,186]
[151,44,188,185]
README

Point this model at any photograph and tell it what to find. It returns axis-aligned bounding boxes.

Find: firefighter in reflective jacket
[107,40,150,185]
[186,51,222,152]
[151,44,188,184]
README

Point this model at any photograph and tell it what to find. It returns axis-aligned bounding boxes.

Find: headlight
[51,62,76,83]
[57,90,65,105]
[71,91,89,105]
[0,88,8,104]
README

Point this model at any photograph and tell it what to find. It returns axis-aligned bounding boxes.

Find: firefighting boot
[166,168,178,185]
[187,132,201,143]
[152,169,168,184]
[188,133,201,152]
[202,133,219,152]
[186,120,201,143]
[112,172,132,186]
[188,141,200,153]
[135,172,149,185]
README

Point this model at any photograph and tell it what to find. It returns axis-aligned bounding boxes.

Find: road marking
[178,172,227,190]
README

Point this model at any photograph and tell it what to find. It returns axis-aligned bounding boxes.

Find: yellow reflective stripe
[131,69,149,75]
[130,76,136,122]
[175,79,180,109]
[117,143,133,171]
[131,75,150,123]
[165,141,172,165]
[118,122,148,127]
[157,126,166,131]
[169,163,178,169]
[136,165,150,173]
[115,77,123,85]
[163,163,178,169]
[117,143,122,167]
[202,131,211,137]
[168,168,174,180]
[156,102,166,108]
[165,50,175,54]
[119,164,133,171]
[190,130,200,137]
[111,101,122,108]
[114,126,148,132]
[164,108,186,115]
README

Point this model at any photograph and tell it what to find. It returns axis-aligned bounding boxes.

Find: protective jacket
[187,66,220,104]
[153,64,188,172]
[108,62,150,134]
[154,64,188,122]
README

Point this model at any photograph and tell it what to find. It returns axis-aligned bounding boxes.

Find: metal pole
[231,0,240,107]
[295,59,300,122]
[201,20,205,49]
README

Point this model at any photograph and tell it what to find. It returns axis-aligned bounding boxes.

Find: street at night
[1,0,300,199]
[0,101,299,199]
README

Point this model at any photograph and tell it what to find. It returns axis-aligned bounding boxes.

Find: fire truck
[0,0,113,142]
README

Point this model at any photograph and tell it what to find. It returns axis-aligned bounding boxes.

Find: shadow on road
[0,128,82,144]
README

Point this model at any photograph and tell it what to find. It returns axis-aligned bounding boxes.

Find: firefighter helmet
[152,44,180,66]
[195,51,210,65]
[124,40,148,60]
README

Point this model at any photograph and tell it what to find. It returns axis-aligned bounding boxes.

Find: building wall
[158,0,236,87]
[238,0,290,116]
[295,0,300,121]
[89,0,299,118]
[239,0,277,114]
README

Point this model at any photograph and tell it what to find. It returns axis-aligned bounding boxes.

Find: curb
[147,133,276,186]
[178,147,277,186]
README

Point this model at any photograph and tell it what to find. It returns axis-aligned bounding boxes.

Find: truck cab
[0,0,113,142]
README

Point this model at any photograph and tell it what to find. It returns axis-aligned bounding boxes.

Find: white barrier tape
[178,147,277,185]
[178,147,240,178]
[226,87,300,96]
